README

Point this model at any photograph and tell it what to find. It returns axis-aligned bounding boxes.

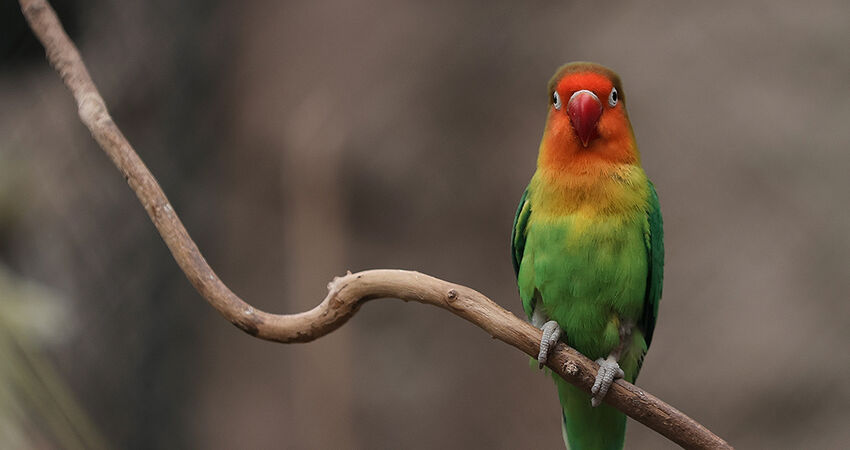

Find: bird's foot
[537,320,562,368]
[591,357,624,407]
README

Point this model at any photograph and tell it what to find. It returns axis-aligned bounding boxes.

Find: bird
[511,62,664,449]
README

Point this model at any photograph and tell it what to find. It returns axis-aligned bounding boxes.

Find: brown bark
[19,0,732,448]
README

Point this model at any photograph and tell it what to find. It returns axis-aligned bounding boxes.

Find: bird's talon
[537,320,562,368]
[591,357,623,407]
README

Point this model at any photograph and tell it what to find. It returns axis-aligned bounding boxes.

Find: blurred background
[2,0,849,448]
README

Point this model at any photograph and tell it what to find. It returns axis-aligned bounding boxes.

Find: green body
[512,168,663,449]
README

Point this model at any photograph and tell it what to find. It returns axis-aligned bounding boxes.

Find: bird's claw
[537,320,562,368]
[591,357,624,407]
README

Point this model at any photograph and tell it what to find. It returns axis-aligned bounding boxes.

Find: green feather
[511,172,663,450]
[511,187,533,318]
[639,181,664,351]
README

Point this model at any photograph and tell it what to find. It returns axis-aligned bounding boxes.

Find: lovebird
[511,62,663,450]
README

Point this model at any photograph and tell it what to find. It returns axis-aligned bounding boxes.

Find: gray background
[2,0,848,448]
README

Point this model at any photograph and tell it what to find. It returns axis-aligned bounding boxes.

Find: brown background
[2,0,849,448]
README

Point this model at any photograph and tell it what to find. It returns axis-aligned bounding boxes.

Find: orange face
[540,68,638,172]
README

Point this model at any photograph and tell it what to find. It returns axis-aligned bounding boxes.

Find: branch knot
[563,360,579,376]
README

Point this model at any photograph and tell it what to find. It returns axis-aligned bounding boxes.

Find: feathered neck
[530,139,649,218]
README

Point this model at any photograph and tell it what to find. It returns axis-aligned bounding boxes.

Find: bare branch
[19,0,732,448]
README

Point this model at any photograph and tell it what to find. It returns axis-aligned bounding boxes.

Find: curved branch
[19,0,731,448]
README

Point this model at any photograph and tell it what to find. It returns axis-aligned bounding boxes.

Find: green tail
[556,379,626,450]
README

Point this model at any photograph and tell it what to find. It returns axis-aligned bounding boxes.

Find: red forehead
[556,72,613,97]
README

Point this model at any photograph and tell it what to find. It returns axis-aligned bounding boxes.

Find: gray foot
[591,357,624,407]
[537,320,562,368]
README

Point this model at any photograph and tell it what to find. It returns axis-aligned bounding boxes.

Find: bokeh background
[2,1,849,448]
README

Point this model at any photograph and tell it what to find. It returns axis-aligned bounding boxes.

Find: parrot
[511,62,663,450]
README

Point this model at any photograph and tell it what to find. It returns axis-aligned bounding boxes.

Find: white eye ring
[608,87,619,107]
[553,91,562,110]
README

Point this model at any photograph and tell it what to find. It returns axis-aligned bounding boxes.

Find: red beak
[567,90,603,147]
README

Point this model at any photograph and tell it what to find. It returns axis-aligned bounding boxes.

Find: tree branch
[19,0,731,448]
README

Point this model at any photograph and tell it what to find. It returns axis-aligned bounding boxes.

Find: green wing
[639,182,664,350]
[511,187,531,276]
[511,187,534,318]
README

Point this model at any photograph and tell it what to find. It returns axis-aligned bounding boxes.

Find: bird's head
[540,62,639,170]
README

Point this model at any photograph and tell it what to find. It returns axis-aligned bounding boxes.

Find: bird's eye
[608,87,619,107]
[553,91,562,110]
